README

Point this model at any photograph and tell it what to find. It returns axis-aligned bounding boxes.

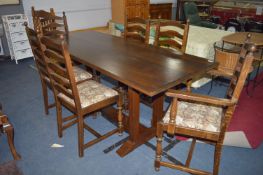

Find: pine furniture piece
[111,0,150,24]
[40,35,123,157]
[124,17,150,44]
[67,30,217,157]
[154,36,256,175]
[25,25,93,115]
[2,14,33,64]
[150,3,173,20]
[0,104,21,160]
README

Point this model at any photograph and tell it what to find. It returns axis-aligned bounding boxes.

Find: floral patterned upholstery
[163,101,223,132]
[42,66,92,83]
[58,80,118,108]
[73,66,92,82]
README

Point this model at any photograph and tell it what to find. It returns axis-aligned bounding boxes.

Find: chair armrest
[166,89,237,107]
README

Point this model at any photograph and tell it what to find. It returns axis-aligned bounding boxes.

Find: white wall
[22,0,111,31]
[22,0,176,31]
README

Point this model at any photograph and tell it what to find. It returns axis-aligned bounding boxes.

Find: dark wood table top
[68,31,216,96]
[222,32,263,47]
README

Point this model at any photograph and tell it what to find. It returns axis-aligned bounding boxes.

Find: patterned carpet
[225,72,263,148]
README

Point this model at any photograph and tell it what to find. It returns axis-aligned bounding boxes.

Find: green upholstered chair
[183,2,217,29]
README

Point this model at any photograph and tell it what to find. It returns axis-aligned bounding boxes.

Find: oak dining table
[67,30,217,157]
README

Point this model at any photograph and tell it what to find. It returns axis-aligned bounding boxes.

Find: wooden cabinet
[150,3,172,20]
[111,0,150,24]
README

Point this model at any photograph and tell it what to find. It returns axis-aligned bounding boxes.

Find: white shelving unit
[2,14,33,64]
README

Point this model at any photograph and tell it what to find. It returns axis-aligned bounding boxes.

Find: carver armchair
[155,34,256,175]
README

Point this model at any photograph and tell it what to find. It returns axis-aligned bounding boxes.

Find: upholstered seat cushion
[73,66,92,82]
[43,66,92,83]
[58,80,118,108]
[163,101,223,132]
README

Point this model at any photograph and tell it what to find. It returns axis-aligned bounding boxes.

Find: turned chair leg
[185,138,196,167]
[117,89,124,135]
[42,81,49,115]
[6,125,21,160]
[78,114,84,157]
[56,102,63,138]
[155,123,164,171]
[213,143,222,175]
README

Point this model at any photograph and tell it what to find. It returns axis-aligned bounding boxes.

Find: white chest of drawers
[2,14,33,64]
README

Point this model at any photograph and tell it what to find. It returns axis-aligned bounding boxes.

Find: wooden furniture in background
[124,17,150,44]
[25,25,93,115]
[154,20,189,53]
[68,30,216,157]
[31,6,69,38]
[111,0,150,24]
[41,36,123,157]
[1,14,33,64]
[154,38,256,175]
[150,3,172,20]
[222,32,263,95]
[212,1,263,25]
[0,104,21,160]
[207,43,240,93]
[176,0,218,21]
[222,32,263,47]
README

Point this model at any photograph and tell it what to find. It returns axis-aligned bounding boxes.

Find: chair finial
[59,34,64,40]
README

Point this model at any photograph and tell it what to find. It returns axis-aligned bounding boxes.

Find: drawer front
[9,22,25,33]
[11,32,28,42]
[14,48,33,60]
[13,41,31,51]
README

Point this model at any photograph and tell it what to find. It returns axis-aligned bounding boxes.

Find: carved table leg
[5,124,21,160]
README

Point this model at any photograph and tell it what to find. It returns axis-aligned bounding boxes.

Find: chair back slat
[53,83,73,99]
[154,20,189,53]
[32,6,69,38]
[45,49,65,64]
[158,40,183,50]
[124,17,150,44]
[49,71,71,89]
[226,34,256,100]
[42,22,64,30]
[25,25,50,85]
[41,36,81,110]
[159,30,183,40]
[47,62,68,79]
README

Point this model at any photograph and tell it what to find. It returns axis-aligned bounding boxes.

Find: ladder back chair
[32,6,69,38]
[155,34,256,175]
[41,36,124,157]
[124,17,150,44]
[154,20,189,54]
[154,20,191,91]
[25,24,93,115]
